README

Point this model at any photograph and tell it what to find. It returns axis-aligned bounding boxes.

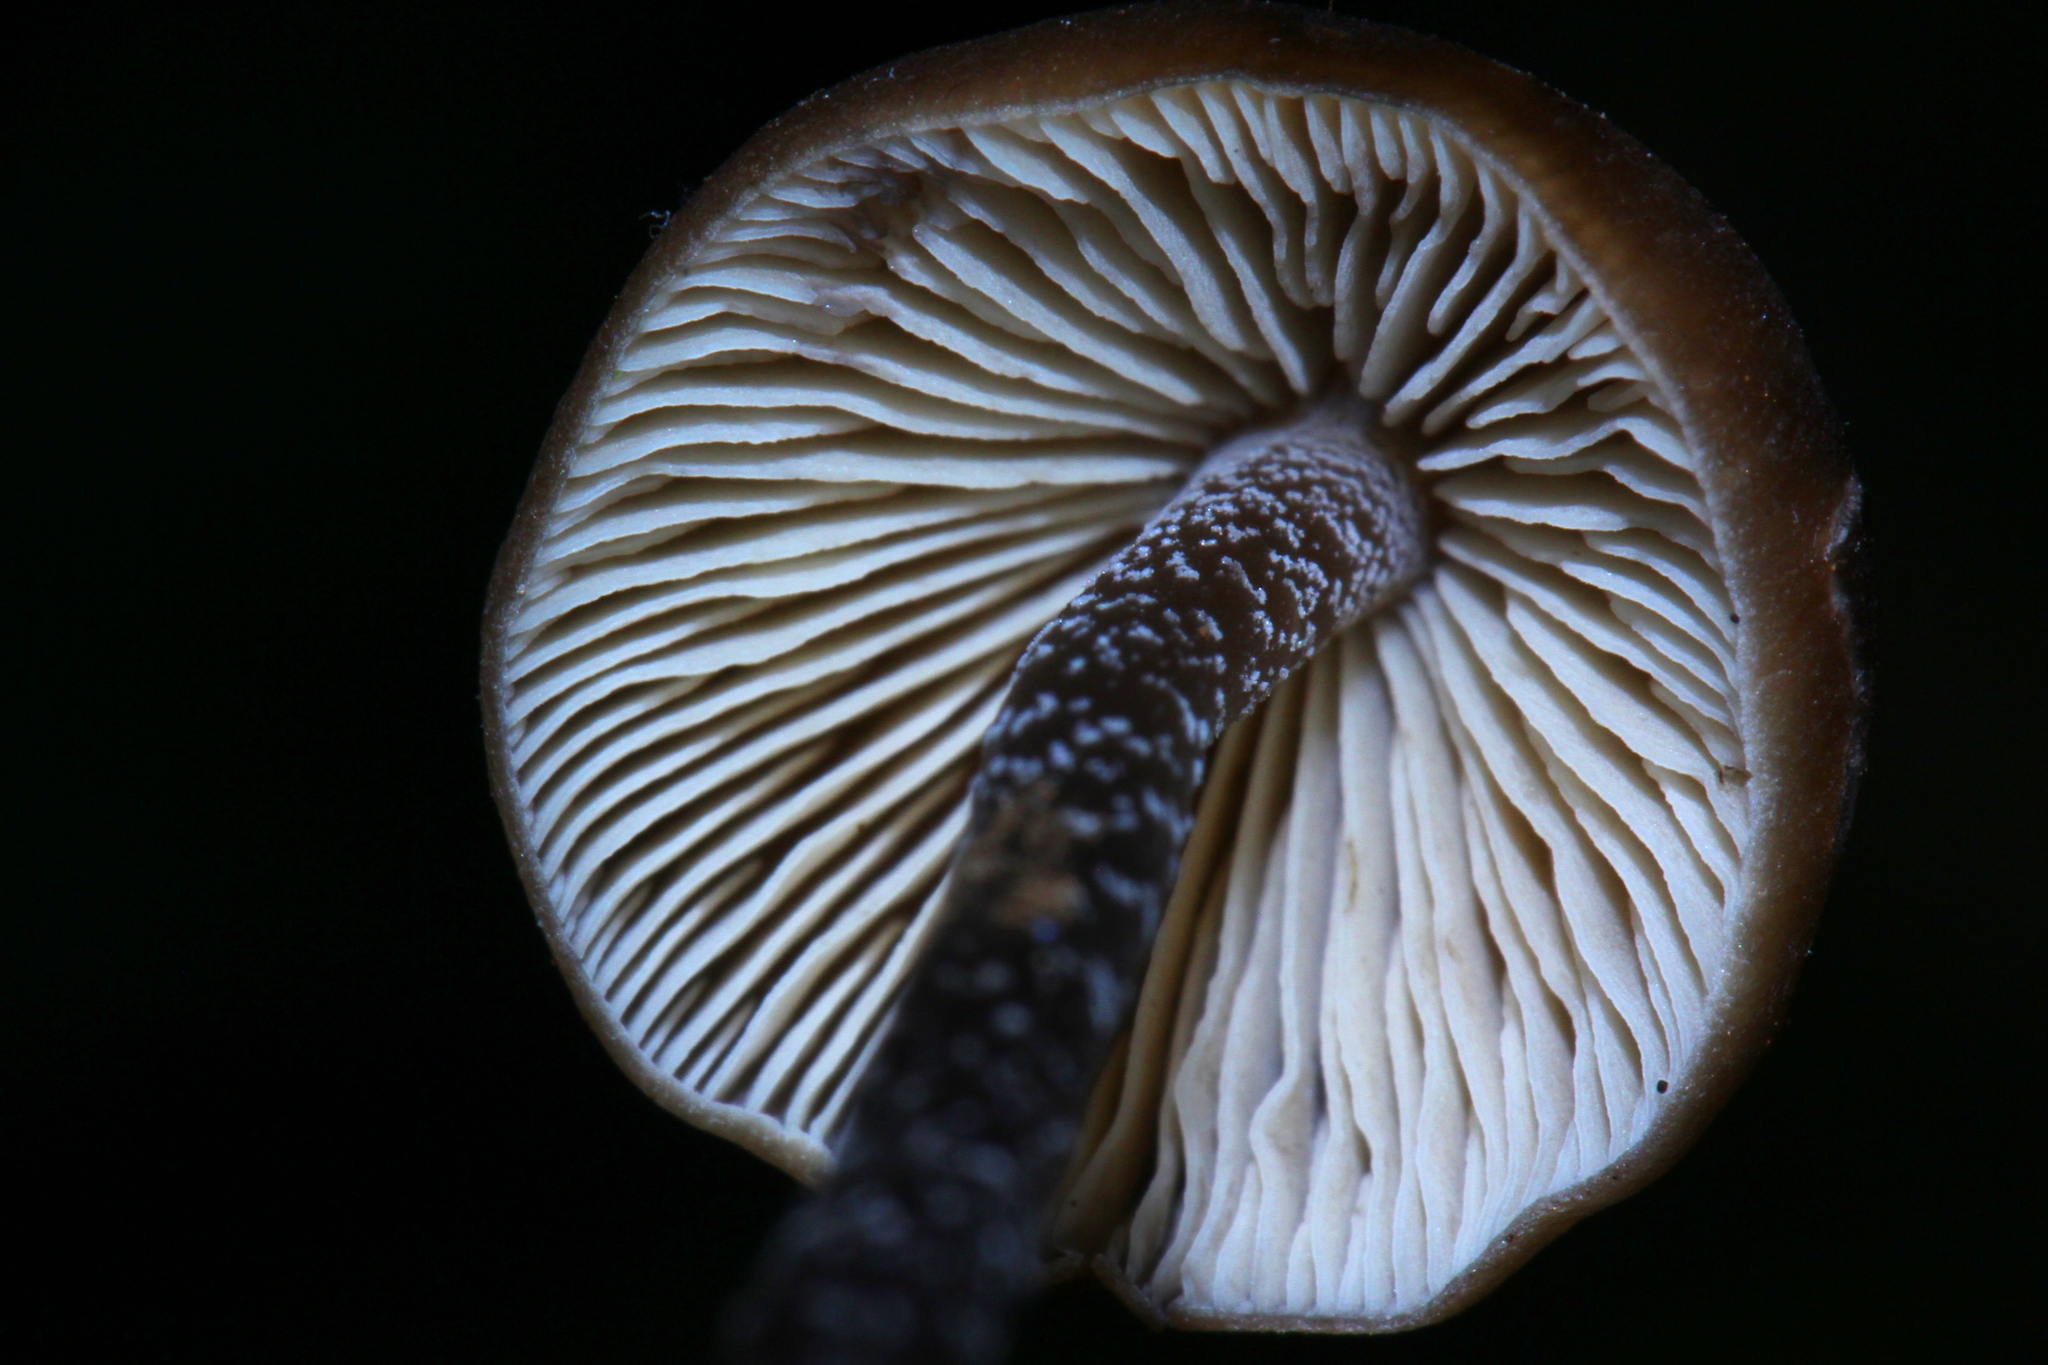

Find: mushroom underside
[494,80,1748,1328]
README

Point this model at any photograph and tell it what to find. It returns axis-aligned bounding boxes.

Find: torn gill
[728,397,1427,1365]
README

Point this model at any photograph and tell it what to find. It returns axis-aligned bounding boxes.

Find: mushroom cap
[483,1,1864,1333]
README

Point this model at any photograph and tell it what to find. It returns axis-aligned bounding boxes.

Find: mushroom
[482,4,1865,1359]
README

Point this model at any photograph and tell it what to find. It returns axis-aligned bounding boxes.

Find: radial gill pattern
[492,82,1747,1326]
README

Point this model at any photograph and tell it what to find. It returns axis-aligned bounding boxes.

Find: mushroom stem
[727,394,1428,1365]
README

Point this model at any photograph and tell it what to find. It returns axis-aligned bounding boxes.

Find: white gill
[494,82,1746,1326]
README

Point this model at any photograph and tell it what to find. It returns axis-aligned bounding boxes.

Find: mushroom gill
[486,52,1828,1342]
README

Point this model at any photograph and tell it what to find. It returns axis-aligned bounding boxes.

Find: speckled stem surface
[727,397,1427,1365]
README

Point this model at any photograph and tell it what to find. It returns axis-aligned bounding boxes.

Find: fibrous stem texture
[730,402,1425,1363]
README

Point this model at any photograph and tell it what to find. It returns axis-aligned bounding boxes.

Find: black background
[15,2,2041,1359]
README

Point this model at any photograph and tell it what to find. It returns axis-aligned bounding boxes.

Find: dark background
[15,2,2040,1358]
